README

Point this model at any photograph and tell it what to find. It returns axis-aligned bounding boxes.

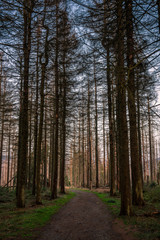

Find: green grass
[0,190,76,239]
[94,192,121,216]
[94,186,160,240]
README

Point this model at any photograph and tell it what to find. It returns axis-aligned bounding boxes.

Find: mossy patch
[0,190,76,240]
[94,186,160,240]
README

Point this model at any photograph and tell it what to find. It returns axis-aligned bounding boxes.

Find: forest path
[36,190,133,240]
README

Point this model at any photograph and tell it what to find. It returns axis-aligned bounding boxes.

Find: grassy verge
[0,189,76,240]
[94,185,160,240]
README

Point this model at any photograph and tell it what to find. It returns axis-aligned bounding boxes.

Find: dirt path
[36,191,134,240]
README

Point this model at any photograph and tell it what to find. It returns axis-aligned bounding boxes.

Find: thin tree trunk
[103,100,106,187]
[32,26,40,195]
[148,99,153,182]
[94,59,99,189]
[0,92,4,186]
[51,0,59,199]
[136,75,143,186]
[7,119,11,187]
[60,50,67,194]
[88,79,92,190]
[36,23,49,204]
[82,92,85,187]
[28,84,32,189]
[44,109,47,189]
[78,113,81,187]
[142,121,146,182]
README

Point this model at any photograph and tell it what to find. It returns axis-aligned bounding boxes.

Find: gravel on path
[36,191,132,240]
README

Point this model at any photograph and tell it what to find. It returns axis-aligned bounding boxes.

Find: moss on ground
[94,185,160,240]
[0,188,75,240]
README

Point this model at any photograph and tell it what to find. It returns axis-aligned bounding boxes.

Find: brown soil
[36,190,137,240]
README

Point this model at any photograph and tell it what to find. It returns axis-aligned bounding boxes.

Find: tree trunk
[88,79,92,190]
[60,50,66,193]
[94,59,99,189]
[116,0,132,216]
[32,26,40,195]
[125,0,144,206]
[78,113,81,187]
[107,47,115,196]
[28,84,32,189]
[148,99,153,182]
[7,119,11,187]
[136,75,143,186]
[17,0,34,208]
[82,92,85,187]
[36,23,49,204]
[103,100,106,187]
[51,0,59,199]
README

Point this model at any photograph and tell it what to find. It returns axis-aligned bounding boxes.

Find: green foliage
[0,187,16,203]
[149,181,157,188]
[94,192,121,216]
[95,186,160,240]
[0,191,76,240]
[144,185,160,205]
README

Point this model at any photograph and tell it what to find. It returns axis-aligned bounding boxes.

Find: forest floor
[0,185,160,240]
[35,190,136,240]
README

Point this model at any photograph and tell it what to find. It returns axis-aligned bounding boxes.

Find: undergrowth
[95,185,160,240]
[0,188,75,240]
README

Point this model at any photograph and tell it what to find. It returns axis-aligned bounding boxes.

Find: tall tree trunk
[142,121,146,182]
[7,118,11,187]
[136,75,143,186]
[36,23,49,204]
[28,84,32,189]
[88,79,92,190]
[102,0,115,194]
[116,0,132,216]
[44,108,47,189]
[94,59,99,189]
[17,0,34,207]
[32,26,40,195]
[16,58,23,196]
[78,112,81,186]
[82,92,85,187]
[51,0,59,199]
[125,0,144,206]
[0,82,4,186]
[107,47,115,196]
[148,99,153,182]
[103,100,106,187]
[60,47,67,194]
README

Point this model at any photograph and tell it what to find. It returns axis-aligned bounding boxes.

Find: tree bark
[32,25,40,195]
[94,58,99,189]
[88,79,92,190]
[103,100,106,187]
[17,0,34,207]
[116,0,132,216]
[36,23,49,204]
[125,0,144,206]
[51,0,59,199]
[148,99,153,182]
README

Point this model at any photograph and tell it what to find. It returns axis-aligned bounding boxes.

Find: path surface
[36,191,128,240]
